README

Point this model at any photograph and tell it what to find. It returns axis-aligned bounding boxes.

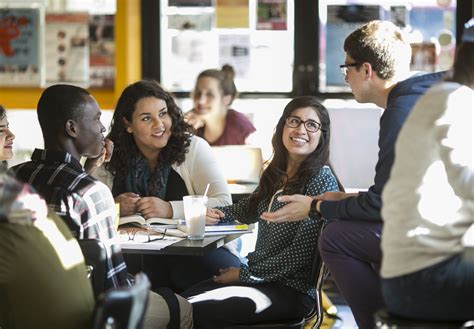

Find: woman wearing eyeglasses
[182,96,343,327]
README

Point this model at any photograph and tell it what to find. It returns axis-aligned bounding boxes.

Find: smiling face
[125,96,172,160]
[0,116,15,161]
[192,76,228,117]
[282,106,322,165]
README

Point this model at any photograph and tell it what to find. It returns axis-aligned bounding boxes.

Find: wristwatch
[309,199,320,217]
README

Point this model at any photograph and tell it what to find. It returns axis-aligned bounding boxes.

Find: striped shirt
[12,149,128,289]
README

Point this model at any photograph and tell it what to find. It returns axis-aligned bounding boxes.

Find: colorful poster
[0,7,44,86]
[45,12,89,84]
[216,0,249,28]
[89,15,114,88]
[257,0,287,30]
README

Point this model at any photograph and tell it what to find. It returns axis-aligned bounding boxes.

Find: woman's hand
[206,208,224,225]
[213,267,240,284]
[184,110,206,130]
[137,196,173,219]
[84,138,114,175]
[115,192,140,216]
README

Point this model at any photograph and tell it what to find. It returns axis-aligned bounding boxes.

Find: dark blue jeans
[318,220,385,329]
[382,248,474,321]
[143,247,242,293]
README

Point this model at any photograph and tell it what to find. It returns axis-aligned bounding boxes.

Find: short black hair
[37,84,91,139]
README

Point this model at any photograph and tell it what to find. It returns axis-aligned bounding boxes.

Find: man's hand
[115,192,140,216]
[260,194,313,223]
[213,267,240,284]
[206,208,224,225]
[84,138,114,174]
[137,196,173,219]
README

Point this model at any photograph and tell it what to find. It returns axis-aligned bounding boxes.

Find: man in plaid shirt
[12,84,192,328]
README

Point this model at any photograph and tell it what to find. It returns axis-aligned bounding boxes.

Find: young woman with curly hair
[93,80,239,291]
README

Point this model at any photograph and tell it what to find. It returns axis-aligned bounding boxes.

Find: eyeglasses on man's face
[118,229,167,243]
[285,116,323,133]
[339,63,359,77]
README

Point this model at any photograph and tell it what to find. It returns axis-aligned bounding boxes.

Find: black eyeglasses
[285,116,323,133]
[339,63,359,76]
[118,229,167,243]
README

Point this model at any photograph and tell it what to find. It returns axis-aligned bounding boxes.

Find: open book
[119,214,178,227]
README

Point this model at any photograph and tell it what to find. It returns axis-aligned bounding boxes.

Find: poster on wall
[45,12,89,84]
[89,14,114,88]
[218,34,250,79]
[0,6,44,87]
[216,0,249,28]
[257,0,287,30]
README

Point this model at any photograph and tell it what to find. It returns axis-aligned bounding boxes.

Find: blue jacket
[321,71,446,221]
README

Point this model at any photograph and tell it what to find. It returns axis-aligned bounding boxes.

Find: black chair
[375,309,474,329]
[92,272,151,329]
[225,225,328,329]
[78,239,108,299]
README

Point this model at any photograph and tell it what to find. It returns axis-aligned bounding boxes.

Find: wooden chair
[92,272,150,329]
[78,239,108,300]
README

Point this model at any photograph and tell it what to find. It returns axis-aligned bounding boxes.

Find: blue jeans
[318,220,385,329]
[382,247,474,321]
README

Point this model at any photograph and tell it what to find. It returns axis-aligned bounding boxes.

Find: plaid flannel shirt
[12,149,128,289]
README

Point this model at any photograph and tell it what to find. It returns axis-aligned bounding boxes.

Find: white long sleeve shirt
[381,82,474,278]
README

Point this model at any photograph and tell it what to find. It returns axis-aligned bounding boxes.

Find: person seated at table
[380,18,474,322]
[0,105,15,167]
[181,96,341,328]
[12,84,193,329]
[0,170,94,329]
[92,79,240,292]
[185,64,256,146]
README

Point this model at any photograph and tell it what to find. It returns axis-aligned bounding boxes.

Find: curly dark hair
[248,96,336,212]
[105,80,193,178]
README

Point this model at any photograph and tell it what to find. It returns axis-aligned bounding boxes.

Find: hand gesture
[260,194,313,223]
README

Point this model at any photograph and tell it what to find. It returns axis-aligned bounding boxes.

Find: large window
[159,0,294,93]
[318,0,457,92]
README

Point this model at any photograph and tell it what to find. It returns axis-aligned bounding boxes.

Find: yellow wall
[0,0,141,110]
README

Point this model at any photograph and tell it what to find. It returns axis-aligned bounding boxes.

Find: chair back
[92,272,150,329]
[79,239,108,299]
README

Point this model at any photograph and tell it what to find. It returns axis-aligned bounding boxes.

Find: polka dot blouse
[216,166,339,299]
